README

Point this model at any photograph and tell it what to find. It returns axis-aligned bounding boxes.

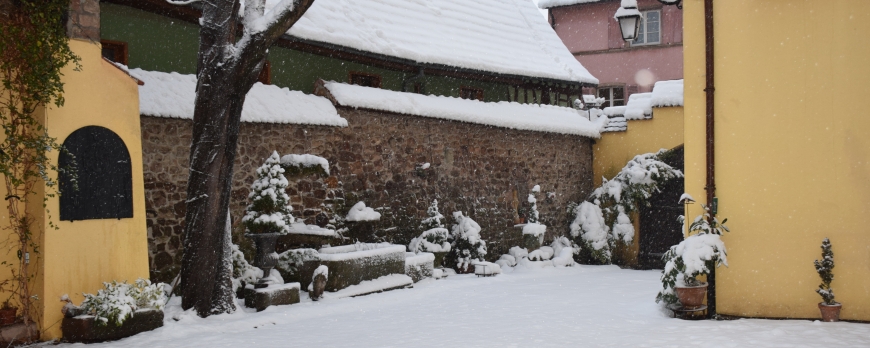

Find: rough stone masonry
[141,107,594,282]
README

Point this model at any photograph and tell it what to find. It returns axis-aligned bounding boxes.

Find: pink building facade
[543,0,682,107]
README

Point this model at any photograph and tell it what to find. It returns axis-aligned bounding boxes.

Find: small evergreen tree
[419,199,445,230]
[447,212,487,272]
[242,151,295,234]
[409,199,451,254]
[814,238,836,305]
[527,185,540,224]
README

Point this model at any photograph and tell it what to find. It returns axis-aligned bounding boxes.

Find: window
[460,86,484,101]
[349,72,382,88]
[598,87,625,107]
[631,10,661,46]
[59,126,133,221]
[101,40,128,65]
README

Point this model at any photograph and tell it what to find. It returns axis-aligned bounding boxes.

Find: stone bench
[301,243,406,292]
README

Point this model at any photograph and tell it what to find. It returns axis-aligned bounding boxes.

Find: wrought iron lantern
[614,0,642,42]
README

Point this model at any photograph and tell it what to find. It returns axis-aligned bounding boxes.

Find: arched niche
[59,126,133,221]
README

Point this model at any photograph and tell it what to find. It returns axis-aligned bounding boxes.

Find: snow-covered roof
[537,0,605,9]
[129,68,347,127]
[321,81,604,138]
[650,79,684,107]
[279,0,597,85]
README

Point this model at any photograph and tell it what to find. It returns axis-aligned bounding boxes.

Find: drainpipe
[402,67,425,93]
[704,0,717,319]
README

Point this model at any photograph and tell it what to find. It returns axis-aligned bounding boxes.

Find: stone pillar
[67,0,99,41]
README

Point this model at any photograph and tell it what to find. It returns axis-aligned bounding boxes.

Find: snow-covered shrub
[446,212,487,272]
[345,201,381,222]
[231,243,261,292]
[527,185,541,224]
[814,238,836,305]
[409,200,451,254]
[80,278,165,326]
[656,204,729,305]
[280,153,329,177]
[275,248,320,283]
[242,151,295,234]
[569,150,683,264]
[528,246,554,261]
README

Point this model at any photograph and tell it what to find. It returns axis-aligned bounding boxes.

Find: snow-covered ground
[58,266,869,347]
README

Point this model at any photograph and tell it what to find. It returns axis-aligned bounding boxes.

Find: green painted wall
[101,3,518,102]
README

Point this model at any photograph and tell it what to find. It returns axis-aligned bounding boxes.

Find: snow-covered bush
[80,278,165,326]
[280,153,329,177]
[409,199,451,254]
[275,248,320,283]
[569,150,683,264]
[527,185,541,224]
[814,238,836,305]
[231,244,261,292]
[242,151,295,234]
[446,212,487,272]
[656,204,728,305]
[345,201,381,222]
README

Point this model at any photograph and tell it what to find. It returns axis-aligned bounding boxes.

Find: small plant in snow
[814,238,836,305]
[527,185,541,224]
[447,212,487,272]
[242,151,295,234]
[410,200,451,254]
[79,279,165,326]
[231,244,261,292]
[569,149,683,264]
[656,204,729,305]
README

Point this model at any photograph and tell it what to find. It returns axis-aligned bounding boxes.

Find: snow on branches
[569,149,683,264]
[447,212,487,272]
[242,151,296,234]
[80,279,166,326]
[409,200,451,254]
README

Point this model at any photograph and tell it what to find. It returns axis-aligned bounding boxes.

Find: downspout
[402,67,425,93]
[704,0,717,319]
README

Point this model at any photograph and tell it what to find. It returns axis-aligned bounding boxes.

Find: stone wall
[142,108,594,282]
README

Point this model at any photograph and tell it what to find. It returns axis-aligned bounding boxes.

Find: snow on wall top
[650,79,684,107]
[279,0,597,85]
[537,0,604,9]
[129,68,348,127]
[323,82,604,138]
[623,93,652,120]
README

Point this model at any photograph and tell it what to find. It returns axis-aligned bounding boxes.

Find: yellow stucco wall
[37,39,149,339]
[592,106,684,186]
[683,0,870,320]
[593,107,684,267]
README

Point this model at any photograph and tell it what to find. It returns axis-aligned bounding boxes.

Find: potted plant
[0,299,16,326]
[657,204,729,310]
[814,238,841,322]
[242,151,296,288]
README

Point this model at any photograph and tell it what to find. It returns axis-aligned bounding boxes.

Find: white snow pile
[128,68,347,127]
[325,274,413,299]
[313,265,329,281]
[405,252,435,267]
[522,223,547,237]
[280,154,330,175]
[286,222,336,237]
[496,237,577,271]
[650,79,684,107]
[537,0,604,9]
[623,93,652,120]
[449,212,487,271]
[345,201,382,222]
[318,243,405,262]
[323,82,605,138]
[79,278,165,326]
[409,228,451,253]
[282,0,597,84]
[473,261,501,276]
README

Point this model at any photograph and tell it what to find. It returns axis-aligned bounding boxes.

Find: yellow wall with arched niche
[593,106,684,266]
[682,0,870,321]
[0,39,150,340]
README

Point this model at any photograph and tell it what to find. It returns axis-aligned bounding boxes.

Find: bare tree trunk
[179,0,315,316]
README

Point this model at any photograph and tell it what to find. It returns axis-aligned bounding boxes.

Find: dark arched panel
[59,126,133,221]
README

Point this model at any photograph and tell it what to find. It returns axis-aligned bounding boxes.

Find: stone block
[243,283,300,312]
[0,322,38,346]
[62,309,163,343]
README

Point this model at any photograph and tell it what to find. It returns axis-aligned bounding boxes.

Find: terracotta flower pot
[0,308,17,326]
[818,302,842,322]
[675,282,708,309]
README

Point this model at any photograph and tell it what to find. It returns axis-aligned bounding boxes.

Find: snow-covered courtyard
[58,266,870,347]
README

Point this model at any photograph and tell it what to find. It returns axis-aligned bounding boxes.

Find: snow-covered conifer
[409,199,451,254]
[447,212,487,272]
[242,151,295,234]
[527,185,540,224]
[419,199,445,230]
[814,238,836,305]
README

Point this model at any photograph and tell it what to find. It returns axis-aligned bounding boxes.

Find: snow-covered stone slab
[128,68,347,127]
[322,81,604,137]
[279,0,597,84]
[537,0,604,9]
[473,261,502,276]
[325,274,413,299]
[302,243,406,292]
[405,252,435,283]
[286,222,336,237]
[243,282,301,312]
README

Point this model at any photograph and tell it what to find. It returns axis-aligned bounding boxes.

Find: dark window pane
[613,87,624,100]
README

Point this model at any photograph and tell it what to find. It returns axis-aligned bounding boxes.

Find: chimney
[67,0,99,41]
